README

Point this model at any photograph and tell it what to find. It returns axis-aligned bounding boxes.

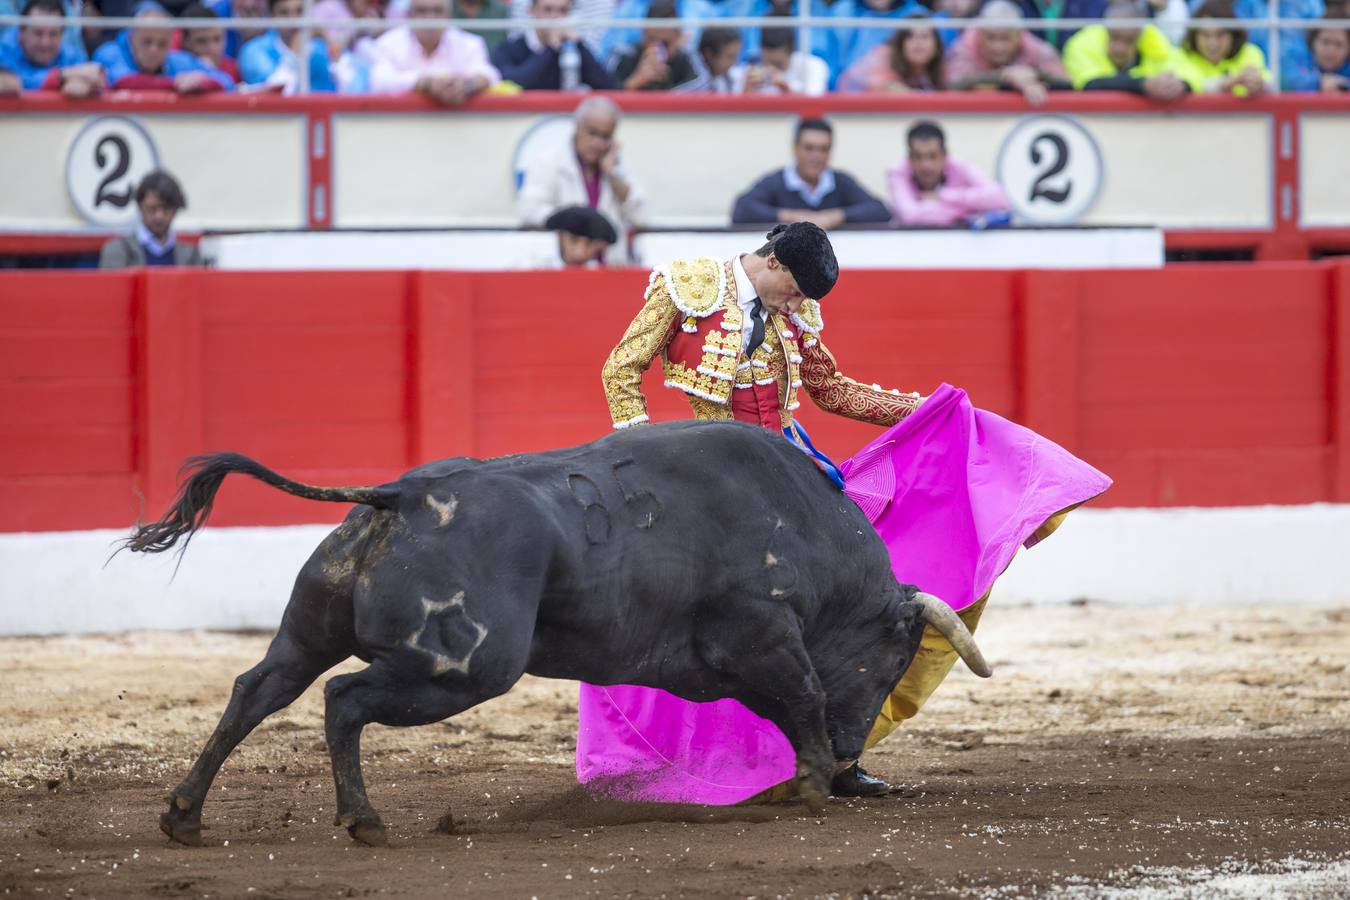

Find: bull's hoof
[159,796,203,847]
[797,777,828,817]
[340,814,388,847]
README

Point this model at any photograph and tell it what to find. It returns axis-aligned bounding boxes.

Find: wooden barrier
[2,261,1346,531]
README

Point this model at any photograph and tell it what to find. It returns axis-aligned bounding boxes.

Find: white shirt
[730,52,830,97]
[368,25,501,94]
[136,221,175,256]
[731,254,767,355]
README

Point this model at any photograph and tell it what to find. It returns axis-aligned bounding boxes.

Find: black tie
[747,297,766,357]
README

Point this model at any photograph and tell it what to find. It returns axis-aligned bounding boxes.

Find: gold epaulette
[790,299,824,347]
[648,257,728,334]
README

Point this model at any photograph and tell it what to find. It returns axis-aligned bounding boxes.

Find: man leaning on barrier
[1063,0,1192,99]
[0,0,104,96]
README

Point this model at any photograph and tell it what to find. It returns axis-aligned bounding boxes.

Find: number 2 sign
[65,116,162,229]
[995,115,1103,226]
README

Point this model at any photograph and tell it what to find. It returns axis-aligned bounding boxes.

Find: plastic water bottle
[559,40,581,91]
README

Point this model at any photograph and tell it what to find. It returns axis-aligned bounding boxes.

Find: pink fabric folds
[575,383,1112,804]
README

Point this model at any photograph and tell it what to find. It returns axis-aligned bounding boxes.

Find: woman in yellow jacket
[1179,0,1273,96]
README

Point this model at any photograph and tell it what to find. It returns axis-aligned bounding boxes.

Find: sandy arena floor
[1,601,1348,899]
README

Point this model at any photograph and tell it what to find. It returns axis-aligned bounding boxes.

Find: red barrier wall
[3,262,1348,532]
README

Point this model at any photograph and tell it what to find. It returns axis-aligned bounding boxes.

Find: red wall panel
[1076,265,1332,505]
[2,261,1347,532]
[0,274,137,530]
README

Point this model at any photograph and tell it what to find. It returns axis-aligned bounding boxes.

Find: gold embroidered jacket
[602,256,921,429]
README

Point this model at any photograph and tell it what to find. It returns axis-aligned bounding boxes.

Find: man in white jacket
[516,96,648,265]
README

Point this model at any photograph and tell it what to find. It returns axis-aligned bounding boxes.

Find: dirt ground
[2,601,1348,899]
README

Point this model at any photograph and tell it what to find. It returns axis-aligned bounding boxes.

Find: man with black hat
[601,222,923,796]
[544,205,618,268]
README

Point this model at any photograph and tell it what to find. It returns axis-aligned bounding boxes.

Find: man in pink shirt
[888,121,1010,227]
[369,0,501,105]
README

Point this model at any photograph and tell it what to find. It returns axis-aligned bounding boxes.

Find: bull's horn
[914,592,992,678]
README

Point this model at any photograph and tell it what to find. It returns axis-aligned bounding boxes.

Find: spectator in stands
[312,0,383,59]
[945,0,1071,103]
[838,12,945,91]
[1202,0,1326,91]
[95,2,234,91]
[1284,0,1349,91]
[611,0,697,90]
[450,0,512,52]
[0,0,91,64]
[933,0,980,47]
[1178,0,1271,94]
[491,0,616,89]
[733,22,830,95]
[1294,23,1350,90]
[99,170,204,268]
[369,0,500,101]
[822,0,928,81]
[209,0,269,51]
[676,25,742,91]
[1010,0,1189,48]
[731,117,891,229]
[517,96,647,264]
[1064,0,1191,97]
[888,120,1010,227]
[0,0,104,95]
[76,0,116,56]
[181,2,241,82]
[544,205,618,267]
[240,0,360,93]
[505,0,613,58]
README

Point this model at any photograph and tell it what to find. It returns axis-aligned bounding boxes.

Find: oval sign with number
[995,115,1103,226]
[65,116,162,228]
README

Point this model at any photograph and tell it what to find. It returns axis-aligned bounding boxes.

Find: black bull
[126,420,989,847]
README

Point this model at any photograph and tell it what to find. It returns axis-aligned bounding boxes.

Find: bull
[125,420,989,847]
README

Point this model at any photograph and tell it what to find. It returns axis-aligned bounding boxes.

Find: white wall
[2,504,1347,636]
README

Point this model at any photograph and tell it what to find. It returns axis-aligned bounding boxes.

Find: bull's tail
[123,452,400,556]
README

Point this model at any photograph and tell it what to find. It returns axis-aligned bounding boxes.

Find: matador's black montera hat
[545,205,618,244]
[766,222,838,301]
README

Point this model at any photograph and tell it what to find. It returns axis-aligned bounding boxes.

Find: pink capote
[575,384,1112,804]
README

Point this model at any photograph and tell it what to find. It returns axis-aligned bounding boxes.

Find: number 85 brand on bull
[996,114,1105,226]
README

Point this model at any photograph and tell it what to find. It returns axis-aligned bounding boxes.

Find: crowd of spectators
[2,0,1346,95]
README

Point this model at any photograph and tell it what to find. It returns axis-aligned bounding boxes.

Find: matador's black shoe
[830,762,891,797]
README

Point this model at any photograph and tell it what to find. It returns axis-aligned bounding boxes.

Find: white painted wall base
[1,505,1347,636]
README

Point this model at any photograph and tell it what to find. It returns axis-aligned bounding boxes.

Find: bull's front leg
[696,609,835,813]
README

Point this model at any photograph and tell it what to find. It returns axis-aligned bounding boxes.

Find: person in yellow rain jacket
[1063,0,1193,99]
[1177,0,1274,96]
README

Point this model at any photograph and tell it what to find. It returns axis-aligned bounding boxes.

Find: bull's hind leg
[323,656,525,846]
[161,630,345,845]
[697,606,835,813]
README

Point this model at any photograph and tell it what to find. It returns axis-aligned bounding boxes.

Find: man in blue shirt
[93,3,234,90]
[731,117,891,229]
[239,0,339,92]
[0,0,104,94]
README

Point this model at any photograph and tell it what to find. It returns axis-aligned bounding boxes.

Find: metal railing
[3,8,1348,95]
